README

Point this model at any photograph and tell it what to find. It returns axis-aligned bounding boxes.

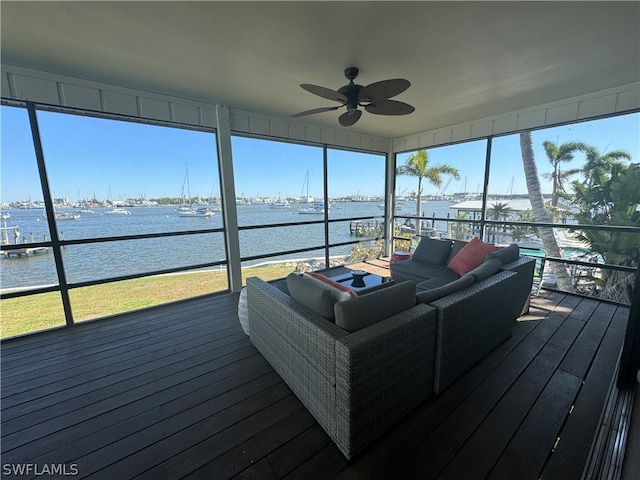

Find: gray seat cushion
[334,281,416,332]
[411,237,452,265]
[391,260,460,284]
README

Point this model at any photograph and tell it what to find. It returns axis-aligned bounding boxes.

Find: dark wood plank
[231,458,279,479]
[334,313,544,480]
[179,408,318,479]
[1,321,243,407]
[418,311,589,480]
[334,291,578,480]
[1,296,237,375]
[85,390,300,479]
[1,293,236,359]
[16,363,281,468]
[558,301,620,378]
[487,370,583,480]
[0,290,628,480]
[0,296,238,376]
[390,297,582,479]
[283,444,350,480]
[266,424,333,479]
[2,340,257,444]
[541,305,630,480]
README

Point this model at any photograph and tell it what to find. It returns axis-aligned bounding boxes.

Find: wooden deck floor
[1,272,630,479]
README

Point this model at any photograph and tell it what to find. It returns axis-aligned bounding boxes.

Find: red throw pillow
[447,238,499,276]
[308,272,358,297]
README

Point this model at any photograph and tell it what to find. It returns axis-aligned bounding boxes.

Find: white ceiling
[1,1,638,138]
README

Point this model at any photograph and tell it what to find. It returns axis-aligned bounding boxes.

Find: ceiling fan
[291,67,415,127]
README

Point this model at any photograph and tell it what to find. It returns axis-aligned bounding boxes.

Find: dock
[349,219,384,237]
[1,223,50,259]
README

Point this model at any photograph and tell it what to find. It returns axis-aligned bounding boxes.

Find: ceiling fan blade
[365,100,415,116]
[358,79,411,102]
[339,110,362,127]
[300,84,348,103]
[291,106,341,118]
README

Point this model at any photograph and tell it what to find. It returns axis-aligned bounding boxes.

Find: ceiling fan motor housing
[338,84,363,111]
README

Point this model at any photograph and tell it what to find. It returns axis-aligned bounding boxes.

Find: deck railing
[392,213,639,306]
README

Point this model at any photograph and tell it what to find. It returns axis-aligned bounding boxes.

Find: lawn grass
[1,263,296,339]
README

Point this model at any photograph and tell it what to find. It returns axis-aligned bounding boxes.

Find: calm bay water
[1,200,454,290]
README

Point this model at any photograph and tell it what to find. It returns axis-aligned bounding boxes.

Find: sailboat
[104,206,131,215]
[298,170,327,214]
[178,164,214,218]
[43,206,80,220]
[104,186,131,215]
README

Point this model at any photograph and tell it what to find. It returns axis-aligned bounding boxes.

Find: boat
[298,203,326,214]
[176,164,214,216]
[55,211,80,220]
[377,203,403,211]
[179,207,214,218]
[269,199,291,209]
[298,171,327,214]
[104,207,131,215]
[103,186,131,215]
[42,208,80,220]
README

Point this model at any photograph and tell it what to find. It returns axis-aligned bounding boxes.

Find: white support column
[384,143,396,258]
[216,105,242,292]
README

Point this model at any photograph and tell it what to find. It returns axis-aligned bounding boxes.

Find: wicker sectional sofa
[246,238,535,458]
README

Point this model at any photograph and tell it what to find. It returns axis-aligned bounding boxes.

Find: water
[1,200,454,290]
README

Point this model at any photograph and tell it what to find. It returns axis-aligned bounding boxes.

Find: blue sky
[396,113,640,197]
[1,106,638,203]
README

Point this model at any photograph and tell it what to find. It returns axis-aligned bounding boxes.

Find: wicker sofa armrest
[247,276,348,444]
[334,303,437,458]
[501,256,536,275]
[501,256,536,314]
[428,270,520,393]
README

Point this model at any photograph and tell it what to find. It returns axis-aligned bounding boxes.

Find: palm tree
[488,202,511,243]
[396,150,460,235]
[570,161,638,303]
[519,132,574,292]
[580,145,631,187]
[541,140,587,207]
[451,212,470,240]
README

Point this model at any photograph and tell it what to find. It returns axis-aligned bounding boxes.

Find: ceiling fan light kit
[292,67,415,127]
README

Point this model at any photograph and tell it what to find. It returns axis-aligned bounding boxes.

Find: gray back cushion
[412,237,452,265]
[446,240,468,265]
[486,243,520,265]
[286,273,352,319]
[466,257,502,282]
[334,281,416,332]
